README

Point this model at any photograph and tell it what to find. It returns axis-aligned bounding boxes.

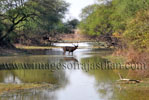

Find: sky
[64,0,96,20]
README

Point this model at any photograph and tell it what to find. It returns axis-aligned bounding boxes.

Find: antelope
[63,44,78,55]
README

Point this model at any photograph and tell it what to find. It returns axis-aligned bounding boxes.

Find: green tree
[123,10,149,50]
[79,0,149,49]
[0,0,69,47]
[80,4,98,20]
[67,19,79,29]
[0,0,36,47]
[79,3,113,35]
[79,0,149,36]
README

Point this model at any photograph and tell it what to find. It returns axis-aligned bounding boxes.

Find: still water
[0,42,148,100]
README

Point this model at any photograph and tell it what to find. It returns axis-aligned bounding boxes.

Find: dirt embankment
[113,48,149,78]
[0,83,55,95]
[0,47,26,56]
[57,31,93,42]
[0,30,94,56]
[15,30,94,46]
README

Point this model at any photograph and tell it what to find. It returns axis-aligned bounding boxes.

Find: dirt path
[58,30,93,42]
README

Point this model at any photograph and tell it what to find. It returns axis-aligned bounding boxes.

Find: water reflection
[53,42,91,47]
[81,56,149,100]
[0,42,148,100]
[0,56,68,84]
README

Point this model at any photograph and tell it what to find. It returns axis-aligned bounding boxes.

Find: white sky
[64,0,96,20]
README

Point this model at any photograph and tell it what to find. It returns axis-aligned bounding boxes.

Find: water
[0,42,148,100]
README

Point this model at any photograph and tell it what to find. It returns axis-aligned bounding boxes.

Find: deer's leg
[63,50,66,55]
[63,51,66,55]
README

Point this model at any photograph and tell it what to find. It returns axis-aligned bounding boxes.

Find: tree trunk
[0,25,15,48]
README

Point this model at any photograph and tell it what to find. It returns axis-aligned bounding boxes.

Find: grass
[0,83,54,95]
[15,44,105,50]
[119,78,149,90]
[15,45,59,50]
[103,55,126,63]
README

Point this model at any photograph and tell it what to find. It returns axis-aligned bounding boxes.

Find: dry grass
[113,48,149,64]
[15,44,59,50]
[113,48,149,78]
[0,83,52,95]
[58,32,94,42]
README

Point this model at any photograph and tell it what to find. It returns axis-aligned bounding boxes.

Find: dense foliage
[79,0,149,50]
[0,0,77,47]
[123,10,149,50]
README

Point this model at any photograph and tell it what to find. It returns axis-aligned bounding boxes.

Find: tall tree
[0,0,69,47]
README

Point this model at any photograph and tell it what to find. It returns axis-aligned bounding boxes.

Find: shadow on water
[0,42,148,100]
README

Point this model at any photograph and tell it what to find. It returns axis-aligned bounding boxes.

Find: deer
[63,44,78,55]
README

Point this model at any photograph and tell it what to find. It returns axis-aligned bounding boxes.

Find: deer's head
[73,44,78,49]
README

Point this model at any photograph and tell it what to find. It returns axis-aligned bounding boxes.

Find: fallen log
[117,73,141,84]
